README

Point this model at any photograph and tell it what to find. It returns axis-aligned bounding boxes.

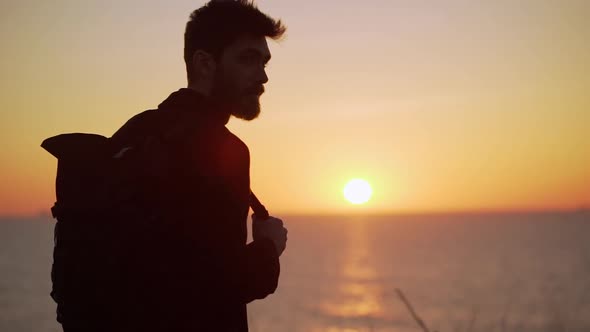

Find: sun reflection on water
[319,221,386,324]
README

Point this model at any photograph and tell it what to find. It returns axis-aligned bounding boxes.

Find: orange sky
[1,0,589,216]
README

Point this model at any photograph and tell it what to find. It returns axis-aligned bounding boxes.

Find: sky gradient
[1,0,589,216]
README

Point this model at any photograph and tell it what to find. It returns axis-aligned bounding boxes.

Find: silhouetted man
[72,1,288,331]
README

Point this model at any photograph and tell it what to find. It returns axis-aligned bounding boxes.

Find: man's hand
[252,215,288,256]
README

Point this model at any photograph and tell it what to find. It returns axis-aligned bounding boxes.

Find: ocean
[1,212,589,332]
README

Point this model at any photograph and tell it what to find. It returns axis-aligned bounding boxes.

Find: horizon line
[2,207,589,221]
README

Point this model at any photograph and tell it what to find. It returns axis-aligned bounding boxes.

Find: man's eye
[240,55,257,64]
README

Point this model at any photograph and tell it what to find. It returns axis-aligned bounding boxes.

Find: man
[106,1,288,331]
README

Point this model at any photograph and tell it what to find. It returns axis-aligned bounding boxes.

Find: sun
[343,179,373,205]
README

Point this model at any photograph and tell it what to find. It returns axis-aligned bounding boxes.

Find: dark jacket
[105,89,280,331]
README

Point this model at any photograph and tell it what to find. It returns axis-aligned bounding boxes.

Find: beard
[211,76,262,121]
[231,94,261,120]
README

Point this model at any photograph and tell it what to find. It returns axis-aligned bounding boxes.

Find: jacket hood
[158,88,231,126]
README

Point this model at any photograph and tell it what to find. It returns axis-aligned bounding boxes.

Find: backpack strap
[250,192,269,220]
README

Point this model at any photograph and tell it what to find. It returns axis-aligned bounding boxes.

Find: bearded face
[211,35,271,121]
[211,67,265,120]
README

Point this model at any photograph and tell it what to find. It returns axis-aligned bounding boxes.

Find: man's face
[211,35,271,120]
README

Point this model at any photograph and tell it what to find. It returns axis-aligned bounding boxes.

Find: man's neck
[187,82,212,96]
[180,85,233,124]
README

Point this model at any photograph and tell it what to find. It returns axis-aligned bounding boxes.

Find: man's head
[184,0,286,120]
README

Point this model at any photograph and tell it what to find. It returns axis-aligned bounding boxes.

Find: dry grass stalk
[395,288,433,332]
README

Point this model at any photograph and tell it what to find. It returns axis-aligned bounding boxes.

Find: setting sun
[343,179,373,205]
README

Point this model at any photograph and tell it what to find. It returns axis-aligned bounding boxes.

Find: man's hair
[184,0,286,82]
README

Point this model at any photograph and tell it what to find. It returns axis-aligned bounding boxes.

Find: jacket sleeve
[243,238,281,302]
[180,183,280,306]
[172,129,280,305]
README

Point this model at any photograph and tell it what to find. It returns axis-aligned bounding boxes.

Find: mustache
[245,85,265,95]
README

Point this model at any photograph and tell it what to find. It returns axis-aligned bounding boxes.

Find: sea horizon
[2,207,589,222]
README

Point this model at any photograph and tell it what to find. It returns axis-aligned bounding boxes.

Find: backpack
[41,110,269,327]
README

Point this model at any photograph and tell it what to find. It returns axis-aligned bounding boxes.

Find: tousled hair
[184,0,286,82]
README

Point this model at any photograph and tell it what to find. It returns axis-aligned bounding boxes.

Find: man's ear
[192,50,216,77]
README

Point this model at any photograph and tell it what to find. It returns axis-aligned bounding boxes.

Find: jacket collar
[157,88,231,126]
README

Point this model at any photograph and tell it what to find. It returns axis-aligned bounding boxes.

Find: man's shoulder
[215,128,250,174]
[223,129,250,157]
[178,124,250,176]
[112,109,251,171]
